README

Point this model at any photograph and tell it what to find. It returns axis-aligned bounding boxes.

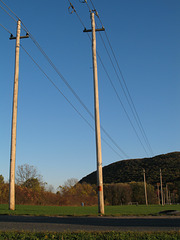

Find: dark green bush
[0,231,180,240]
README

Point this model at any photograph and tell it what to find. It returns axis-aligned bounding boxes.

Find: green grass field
[0,204,180,216]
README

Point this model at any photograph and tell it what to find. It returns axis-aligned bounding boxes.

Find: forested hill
[80,152,180,185]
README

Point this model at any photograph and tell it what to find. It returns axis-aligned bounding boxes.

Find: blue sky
[0,0,180,190]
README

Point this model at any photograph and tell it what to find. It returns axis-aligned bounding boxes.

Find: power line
[83,0,92,12]
[68,0,86,29]
[20,45,93,131]
[98,31,151,156]
[0,22,12,34]
[92,0,153,156]
[0,2,17,22]
[89,0,96,11]
[0,0,19,20]
[104,30,154,156]
[20,44,124,159]
[25,34,127,157]
[96,50,149,156]
[0,1,27,35]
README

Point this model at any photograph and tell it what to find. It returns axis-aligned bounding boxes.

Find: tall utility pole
[9,20,29,210]
[160,169,164,206]
[166,184,169,204]
[84,12,105,215]
[157,183,160,205]
[143,169,148,205]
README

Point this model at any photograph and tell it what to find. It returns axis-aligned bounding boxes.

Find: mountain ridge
[80,152,180,185]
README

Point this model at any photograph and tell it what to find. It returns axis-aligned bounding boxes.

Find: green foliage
[0,231,180,240]
[130,182,157,204]
[0,175,5,204]
[0,184,9,204]
[0,175,4,184]
[22,178,42,191]
[104,183,132,205]
[80,152,180,185]
[104,182,157,205]
[80,152,180,203]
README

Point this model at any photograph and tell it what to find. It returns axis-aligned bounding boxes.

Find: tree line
[0,163,179,206]
[0,169,97,206]
[80,152,180,204]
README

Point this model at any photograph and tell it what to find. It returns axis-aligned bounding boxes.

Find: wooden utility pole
[84,12,105,215]
[91,12,104,215]
[160,169,164,206]
[166,184,169,204]
[168,189,171,204]
[157,183,160,205]
[143,169,148,205]
[9,20,29,210]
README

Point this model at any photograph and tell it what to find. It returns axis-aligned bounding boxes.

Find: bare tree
[58,178,78,194]
[46,184,55,193]
[64,178,78,188]
[16,164,43,186]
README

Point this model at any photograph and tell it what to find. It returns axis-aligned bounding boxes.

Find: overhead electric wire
[91,0,154,156]
[99,27,154,155]
[96,51,148,156]
[0,0,19,20]
[20,44,94,131]
[89,0,96,10]
[1,0,129,158]
[68,0,86,28]
[0,2,17,22]
[82,0,153,156]
[98,31,150,156]
[83,0,92,13]
[0,22,12,34]
[0,0,27,35]
[104,30,154,156]
[20,44,124,159]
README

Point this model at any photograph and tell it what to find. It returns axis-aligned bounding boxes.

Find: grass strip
[1,204,180,216]
[0,231,180,240]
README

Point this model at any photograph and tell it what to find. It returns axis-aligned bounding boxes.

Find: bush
[130,182,157,204]
[104,183,132,205]
[0,231,179,240]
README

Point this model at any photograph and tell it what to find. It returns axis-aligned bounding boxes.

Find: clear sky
[0,0,180,190]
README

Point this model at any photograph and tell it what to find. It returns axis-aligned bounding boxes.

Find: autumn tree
[0,174,8,204]
[22,178,42,191]
[57,179,97,206]
[58,178,78,194]
[0,175,4,184]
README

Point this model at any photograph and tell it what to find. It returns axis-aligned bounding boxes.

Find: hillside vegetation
[0,153,179,206]
[80,152,180,185]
